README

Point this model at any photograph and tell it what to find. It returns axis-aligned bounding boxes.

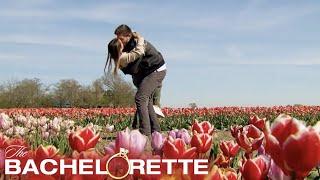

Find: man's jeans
[132,70,166,136]
[153,86,162,107]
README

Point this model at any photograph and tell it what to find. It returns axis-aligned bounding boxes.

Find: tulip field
[1,105,320,179]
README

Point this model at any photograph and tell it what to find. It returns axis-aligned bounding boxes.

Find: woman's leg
[135,70,166,136]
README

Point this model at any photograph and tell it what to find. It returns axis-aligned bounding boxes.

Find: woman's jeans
[132,70,166,136]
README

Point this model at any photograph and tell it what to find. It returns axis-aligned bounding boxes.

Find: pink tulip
[104,142,116,155]
[168,128,191,145]
[267,159,290,180]
[115,128,147,158]
[177,128,191,145]
[151,131,165,154]
[168,129,178,138]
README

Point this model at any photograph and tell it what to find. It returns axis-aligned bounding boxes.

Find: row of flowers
[1,113,320,179]
[0,113,114,153]
[1,106,320,132]
[1,105,320,120]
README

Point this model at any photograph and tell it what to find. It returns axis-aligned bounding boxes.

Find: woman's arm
[119,32,145,68]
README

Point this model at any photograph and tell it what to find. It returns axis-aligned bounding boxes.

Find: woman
[105,32,166,137]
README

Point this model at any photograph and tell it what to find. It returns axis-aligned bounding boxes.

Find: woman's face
[119,40,124,53]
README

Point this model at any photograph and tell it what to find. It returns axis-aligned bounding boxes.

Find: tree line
[0,76,136,108]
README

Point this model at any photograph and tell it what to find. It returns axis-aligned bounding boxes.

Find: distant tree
[102,75,136,107]
[53,79,82,107]
[189,102,197,109]
[0,78,45,108]
[91,77,107,107]
[0,76,136,108]
[0,80,16,108]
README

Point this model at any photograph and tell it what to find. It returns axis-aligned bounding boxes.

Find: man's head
[114,24,133,46]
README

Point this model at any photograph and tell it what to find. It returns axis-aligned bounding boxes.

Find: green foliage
[0,76,136,108]
[0,78,46,108]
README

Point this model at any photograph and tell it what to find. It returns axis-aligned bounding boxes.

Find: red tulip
[34,145,59,160]
[0,148,4,170]
[230,125,241,138]
[220,140,240,158]
[205,165,223,180]
[241,155,269,180]
[162,136,197,159]
[4,137,29,148]
[72,148,102,159]
[191,132,212,154]
[213,153,230,168]
[26,174,57,180]
[205,165,237,180]
[67,149,107,180]
[31,145,60,179]
[233,124,264,154]
[68,126,100,152]
[249,115,266,131]
[192,120,214,135]
[34,145,60,170]
[2,106,320,121]
[0,134,6,170]
[3,138,32,178]
[225,170,237,180]
[131,152,163,180]
[4,137,32,163]
[0,134,7,149]
[264,114,320,178]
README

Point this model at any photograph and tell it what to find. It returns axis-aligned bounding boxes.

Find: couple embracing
[105,24,167,138]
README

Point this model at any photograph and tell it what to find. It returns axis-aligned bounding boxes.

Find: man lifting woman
[105,24,166,138]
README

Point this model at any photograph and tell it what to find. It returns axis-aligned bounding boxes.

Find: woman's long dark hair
[104,38,122,76]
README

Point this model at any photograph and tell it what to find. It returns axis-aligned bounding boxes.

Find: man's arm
[119,32,145,68]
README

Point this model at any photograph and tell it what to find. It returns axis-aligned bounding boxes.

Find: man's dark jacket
[121,38,165,79]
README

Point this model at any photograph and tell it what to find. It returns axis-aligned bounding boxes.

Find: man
[114,24,165,118]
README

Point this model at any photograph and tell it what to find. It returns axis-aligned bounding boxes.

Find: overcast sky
[0,0,319,107]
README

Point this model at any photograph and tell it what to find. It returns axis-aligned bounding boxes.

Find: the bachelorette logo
[4,146,208,179]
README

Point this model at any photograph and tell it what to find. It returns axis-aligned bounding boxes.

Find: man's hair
[114,24,132,36]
